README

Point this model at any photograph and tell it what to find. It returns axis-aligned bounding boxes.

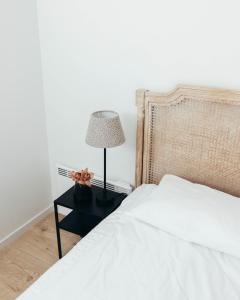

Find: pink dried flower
[70,168,94,186]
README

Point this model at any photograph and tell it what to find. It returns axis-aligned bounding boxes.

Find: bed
[18,86,240,300]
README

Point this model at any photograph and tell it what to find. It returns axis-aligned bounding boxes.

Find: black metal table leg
[54,202,62,259]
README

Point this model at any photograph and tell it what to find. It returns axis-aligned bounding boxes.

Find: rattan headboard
[135,85,240,197]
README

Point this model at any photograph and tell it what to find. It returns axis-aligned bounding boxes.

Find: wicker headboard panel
[135,86,240,197]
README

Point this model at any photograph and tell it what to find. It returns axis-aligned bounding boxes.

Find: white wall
[37,0,240,196]
[0,1,51,241]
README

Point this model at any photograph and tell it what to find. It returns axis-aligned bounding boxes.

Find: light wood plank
[0,213,80,300]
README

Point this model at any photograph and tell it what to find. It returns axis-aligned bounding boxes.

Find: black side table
[54,185,127,258]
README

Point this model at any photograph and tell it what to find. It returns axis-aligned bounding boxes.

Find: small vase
[74,183,92,203]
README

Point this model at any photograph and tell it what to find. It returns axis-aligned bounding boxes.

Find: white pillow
[128,175,240,259]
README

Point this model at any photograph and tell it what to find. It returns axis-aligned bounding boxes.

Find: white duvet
[18,184,240,300]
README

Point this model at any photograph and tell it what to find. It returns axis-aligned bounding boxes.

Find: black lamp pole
[104,148,106,191]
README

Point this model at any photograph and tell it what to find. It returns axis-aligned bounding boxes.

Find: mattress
[18,184,240,300]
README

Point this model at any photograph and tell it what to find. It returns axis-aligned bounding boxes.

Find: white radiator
[56,164,133,196]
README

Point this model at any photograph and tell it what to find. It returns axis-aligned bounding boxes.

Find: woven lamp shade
[85,111,125,148]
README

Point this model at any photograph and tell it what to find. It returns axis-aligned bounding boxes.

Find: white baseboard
[0,204,53,249]
[58,206,71,216]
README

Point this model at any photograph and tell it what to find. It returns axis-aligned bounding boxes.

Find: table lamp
[85,111,125,203]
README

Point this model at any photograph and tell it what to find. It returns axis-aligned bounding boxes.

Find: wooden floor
[0,213,80,300]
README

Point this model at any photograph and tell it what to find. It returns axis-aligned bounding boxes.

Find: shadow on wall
[122,112,136,153]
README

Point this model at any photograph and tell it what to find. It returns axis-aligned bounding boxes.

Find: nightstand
[54,185,127,259]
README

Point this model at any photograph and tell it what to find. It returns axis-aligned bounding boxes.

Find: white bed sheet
[18,185,240,300]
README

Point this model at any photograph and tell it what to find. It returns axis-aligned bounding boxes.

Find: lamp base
[96,189,113,206]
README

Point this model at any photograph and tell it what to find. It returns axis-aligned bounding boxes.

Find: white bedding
[18,184,240,300]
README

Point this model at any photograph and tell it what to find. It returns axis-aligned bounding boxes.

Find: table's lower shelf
[59,210,102,237]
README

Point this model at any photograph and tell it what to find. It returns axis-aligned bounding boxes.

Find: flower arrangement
[70,168,94,187]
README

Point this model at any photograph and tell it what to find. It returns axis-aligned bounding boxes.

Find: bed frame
[135,85,240,197]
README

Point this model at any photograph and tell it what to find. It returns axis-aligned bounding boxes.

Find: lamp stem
[104,148,106,191]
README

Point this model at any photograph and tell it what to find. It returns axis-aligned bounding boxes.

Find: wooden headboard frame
[135,85,240,197]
